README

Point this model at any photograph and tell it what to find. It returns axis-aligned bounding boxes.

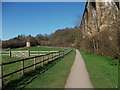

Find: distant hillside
[2,27,82,49]
[49,27,82,48]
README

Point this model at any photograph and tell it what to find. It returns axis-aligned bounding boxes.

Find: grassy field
[8,46,67,51]
[2,46,68,88]
[23,50,76,88]
[2,46,68,76]
[2,55,44,86]
[79,50,118,88]
[1,46,67,55]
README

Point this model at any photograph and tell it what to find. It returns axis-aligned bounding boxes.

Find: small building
[26,41,31,47]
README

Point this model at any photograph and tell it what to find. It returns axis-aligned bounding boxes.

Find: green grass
[24,50,76,88]
[2,46,67,78]
[2,54,53,86]
[2,55,21,63]
[79,50,118,88]
[2,56,21,85]
[2,56,22,76]
[2,46,68,81]
[2,55,36,85]
[8,46,67,51]
[2,46,73,89]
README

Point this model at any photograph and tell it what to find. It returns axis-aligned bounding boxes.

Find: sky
[2,2,86,40]
[2,0,87,2]
[0,2,2,40]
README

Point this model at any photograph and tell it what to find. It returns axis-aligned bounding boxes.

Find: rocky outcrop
[80,1,120,58]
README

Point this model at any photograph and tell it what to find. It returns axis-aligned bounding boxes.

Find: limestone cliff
[80,1,120,58]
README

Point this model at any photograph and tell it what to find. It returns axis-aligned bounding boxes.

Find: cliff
[80,1,120,58]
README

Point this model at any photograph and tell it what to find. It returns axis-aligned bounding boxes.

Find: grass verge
[24,50,76,88]
[79,50,118,88]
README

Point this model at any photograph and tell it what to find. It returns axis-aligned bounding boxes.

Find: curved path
[65,50,93,88]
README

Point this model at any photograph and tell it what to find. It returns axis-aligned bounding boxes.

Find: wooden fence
[29,51,58,56]
[0,50,59,56]
[0,49,72,88]
[0,51,11,56]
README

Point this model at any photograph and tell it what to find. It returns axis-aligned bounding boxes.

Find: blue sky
[2,2,86,40]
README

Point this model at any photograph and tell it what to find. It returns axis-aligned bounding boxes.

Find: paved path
[65,50,93,88]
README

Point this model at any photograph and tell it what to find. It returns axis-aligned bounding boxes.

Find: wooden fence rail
[0,49,72,88]
[0,50,59,57]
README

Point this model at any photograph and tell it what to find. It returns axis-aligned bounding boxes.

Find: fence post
[50,54,51,61]
[34,58,36,69]
[47,54,48,60]
[59,51,60,57]
[49,51,50,54]
[54,53,56,59]
[49,54,51,61]
[38,51,39,56]
[47,54,49,59]
[48,54,49,62]
[56,52,57,59]
[9,51,11,57]
[48,54,50,62]
[57,52,58,58]
[42,56,44,66]
[52,53,53,60]
[50,54,52,61]
[21,60,24,75]
[60,51,62,57]
[54,52,56,59]
[51,53,53,61]
[56,52,58,59]
[28,50,30,56]
[57,51,60,58]
[65,50,67,55]
[47,54,49,64]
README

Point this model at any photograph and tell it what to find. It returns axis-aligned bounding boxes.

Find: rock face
[80,1,120,58]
